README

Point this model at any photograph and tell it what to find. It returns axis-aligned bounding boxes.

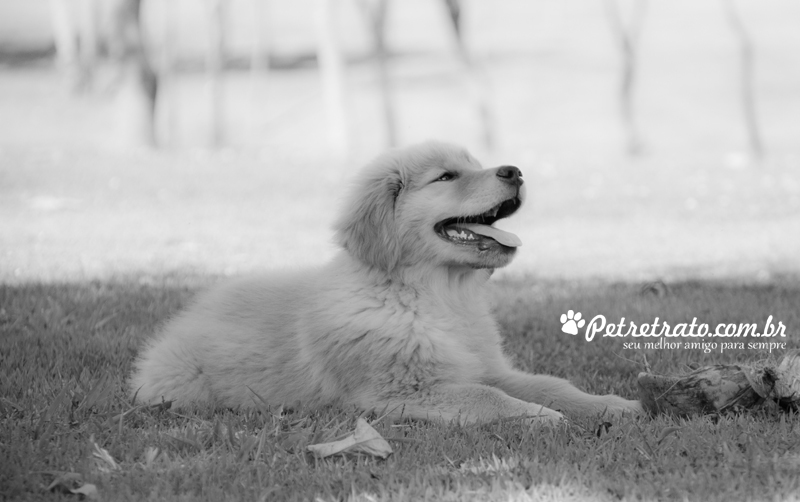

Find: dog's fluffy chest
[303,270,499,395]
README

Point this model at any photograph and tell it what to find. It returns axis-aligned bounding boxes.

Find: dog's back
[130,272,316,408]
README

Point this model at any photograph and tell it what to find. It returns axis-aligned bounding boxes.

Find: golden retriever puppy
[129,141,642,423]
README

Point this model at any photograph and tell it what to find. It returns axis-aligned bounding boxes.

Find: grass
[2,277,799,501]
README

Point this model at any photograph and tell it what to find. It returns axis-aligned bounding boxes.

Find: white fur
[129,142,642,423]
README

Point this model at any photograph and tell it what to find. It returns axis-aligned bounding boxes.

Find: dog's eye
[436,172,456,182]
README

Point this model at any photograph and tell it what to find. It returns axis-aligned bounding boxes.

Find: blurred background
[0,0,798,283]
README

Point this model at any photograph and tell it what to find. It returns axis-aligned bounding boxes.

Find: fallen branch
[638,350,800,416]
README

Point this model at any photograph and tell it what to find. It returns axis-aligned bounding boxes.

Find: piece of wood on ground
[638,350,800,416]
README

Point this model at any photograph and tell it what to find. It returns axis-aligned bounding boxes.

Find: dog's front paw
[596,395,644,417]
[522,403,566,424]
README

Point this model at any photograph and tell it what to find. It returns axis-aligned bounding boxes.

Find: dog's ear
[334,165,404,272]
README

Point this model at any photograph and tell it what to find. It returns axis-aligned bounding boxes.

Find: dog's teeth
[446,228,477,241]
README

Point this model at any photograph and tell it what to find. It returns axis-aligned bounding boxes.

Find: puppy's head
[334,141,524,273]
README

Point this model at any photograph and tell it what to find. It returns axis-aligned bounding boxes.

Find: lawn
[1,278,799,501]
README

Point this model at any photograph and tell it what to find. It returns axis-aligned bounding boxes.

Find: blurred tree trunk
[722,0,764,160]
[159,0,178,147]
[442,0,494,150]
[248,0,270,142]
[604,0,647,156]
[107,0,159,148]
[315,0,349,155]
[357,0,397,148]
[49,0,99,91]
[207,0,226,148]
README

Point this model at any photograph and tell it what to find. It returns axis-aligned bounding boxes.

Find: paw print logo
[560,310,585,335]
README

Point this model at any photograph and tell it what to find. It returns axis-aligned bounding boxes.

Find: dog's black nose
[496,165,523,186]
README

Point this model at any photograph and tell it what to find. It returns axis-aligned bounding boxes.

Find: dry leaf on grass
[307,418,393,459]
[69,483,99,500]
[46,472,99,500]
[46,472,83,492]
[142,446,160,469]
[90,435,119,472]
[44,437,116,499]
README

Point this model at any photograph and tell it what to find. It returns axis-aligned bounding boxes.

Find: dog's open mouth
[434,196,522,249]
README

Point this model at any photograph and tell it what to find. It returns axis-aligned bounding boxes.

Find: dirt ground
[0,0,798,283]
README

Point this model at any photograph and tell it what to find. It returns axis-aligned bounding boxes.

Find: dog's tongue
[462,223,522,248]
